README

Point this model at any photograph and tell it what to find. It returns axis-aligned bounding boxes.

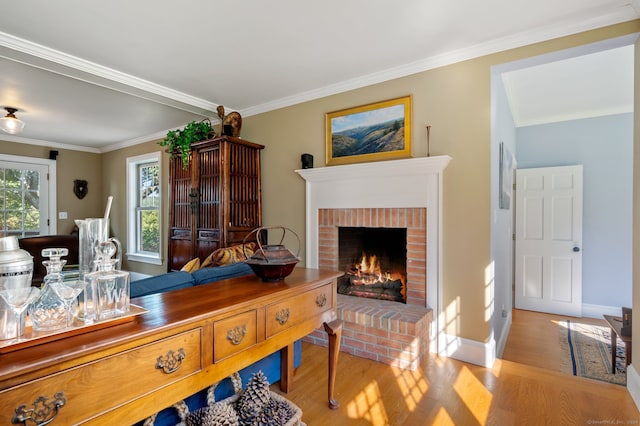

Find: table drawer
[213,310,257,362]
[266,282,333,337]
[0,329,202,425]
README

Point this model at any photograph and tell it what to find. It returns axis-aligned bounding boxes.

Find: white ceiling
[0,1,638,152]
[501,44,635,127]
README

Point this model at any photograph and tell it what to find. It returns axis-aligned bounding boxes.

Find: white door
[0,155,56,236]
[515,165,583,317]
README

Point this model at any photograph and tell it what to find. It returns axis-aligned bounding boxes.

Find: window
[126,152,161,265]
[0,154,56,237]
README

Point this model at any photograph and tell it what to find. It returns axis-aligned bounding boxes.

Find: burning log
[337,274,404,302]
[347,270,380,286]
[338,252,405,302]
[346,270,401,289]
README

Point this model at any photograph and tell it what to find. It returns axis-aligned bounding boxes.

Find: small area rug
[559,319,626,386]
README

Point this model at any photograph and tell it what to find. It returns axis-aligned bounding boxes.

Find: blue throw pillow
[131,271,195,298]
[191,262,254,286]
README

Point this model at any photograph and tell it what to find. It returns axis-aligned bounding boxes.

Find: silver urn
[0,236,34,340]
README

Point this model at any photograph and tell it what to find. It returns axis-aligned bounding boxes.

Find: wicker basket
[144,372,305,426]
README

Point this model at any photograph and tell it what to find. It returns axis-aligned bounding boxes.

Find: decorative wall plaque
[74,180,88,199]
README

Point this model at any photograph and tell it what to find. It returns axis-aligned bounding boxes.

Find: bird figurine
[216,105,243,138]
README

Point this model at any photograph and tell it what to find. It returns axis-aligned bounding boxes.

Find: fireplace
[318,207,427,306]
[297,155,451,367]
[337,227,407,303]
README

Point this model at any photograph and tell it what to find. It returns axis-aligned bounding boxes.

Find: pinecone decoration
[236,371,271,425]
[186,401,239,426]
[254,399,296,426]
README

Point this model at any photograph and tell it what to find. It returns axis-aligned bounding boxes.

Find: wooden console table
[0,268,343,425]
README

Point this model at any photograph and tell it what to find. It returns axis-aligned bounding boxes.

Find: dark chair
[18,234,79,286]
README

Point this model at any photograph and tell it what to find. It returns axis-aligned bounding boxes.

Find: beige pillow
[201,243,257,268]
[180,257,201,273]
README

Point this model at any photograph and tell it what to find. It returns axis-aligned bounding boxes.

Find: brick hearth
[304,295,431,370]
[303,207,431,370]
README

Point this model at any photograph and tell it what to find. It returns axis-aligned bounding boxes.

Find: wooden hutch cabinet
[168,136,264,271]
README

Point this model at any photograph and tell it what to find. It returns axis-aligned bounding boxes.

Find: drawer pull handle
[155,348,186,374]
[13,391,66,426]
[227,324,247,345]
[276,308,290,325]
[316,294,327,307]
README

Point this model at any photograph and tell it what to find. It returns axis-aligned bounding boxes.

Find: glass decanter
[85,240,129,321]
[28,248,69,331]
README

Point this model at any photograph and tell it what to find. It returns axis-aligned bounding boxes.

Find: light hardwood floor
[501,308,608,371]
[273,309,639,425]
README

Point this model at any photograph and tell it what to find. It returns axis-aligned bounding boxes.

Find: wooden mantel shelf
[296,155,451,182]
[0,268,343,425]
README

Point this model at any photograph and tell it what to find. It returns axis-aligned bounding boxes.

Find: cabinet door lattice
[168,136,264,271]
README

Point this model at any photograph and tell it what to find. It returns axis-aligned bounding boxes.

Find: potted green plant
[159,119,215,169]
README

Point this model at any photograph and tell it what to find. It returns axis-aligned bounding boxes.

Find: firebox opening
[337,227,407,303]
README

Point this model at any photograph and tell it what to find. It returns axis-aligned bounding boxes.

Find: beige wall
[240,21,640,343]
[0,141,102,234]
[101,140,168,276]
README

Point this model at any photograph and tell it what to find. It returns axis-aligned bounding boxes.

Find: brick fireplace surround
[296,156,451,370]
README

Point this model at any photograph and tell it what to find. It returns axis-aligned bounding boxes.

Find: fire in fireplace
[337,227,407,303]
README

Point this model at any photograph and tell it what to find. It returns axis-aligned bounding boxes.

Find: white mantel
[296,155,451,353]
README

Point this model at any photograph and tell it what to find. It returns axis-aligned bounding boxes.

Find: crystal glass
[0,287,40,341]
[85,240,129,321]
[50,280,85,328]
[30,248,72,331]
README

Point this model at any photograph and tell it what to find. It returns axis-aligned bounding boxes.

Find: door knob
[573,247,580,252]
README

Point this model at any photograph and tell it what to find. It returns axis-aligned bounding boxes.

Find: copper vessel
[243,226,300,282]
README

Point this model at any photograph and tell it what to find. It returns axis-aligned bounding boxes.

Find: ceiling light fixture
[0,107,26,135]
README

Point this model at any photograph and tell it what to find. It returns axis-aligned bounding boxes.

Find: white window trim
[126,151,162,265]
[0,154,57,235]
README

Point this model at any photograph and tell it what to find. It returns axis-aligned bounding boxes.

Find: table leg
[610,328,617,374]
[324,320,342,410]
[279,343,294,393]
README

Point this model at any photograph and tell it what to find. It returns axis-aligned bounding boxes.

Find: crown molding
[0,31,220,115]
[515,108,633,128]
[0,133,101,153]
[241,8,638,118]
[100,130,167,153]
[0,7,636,149]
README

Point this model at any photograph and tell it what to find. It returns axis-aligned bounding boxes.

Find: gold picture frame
[326,95,412,166]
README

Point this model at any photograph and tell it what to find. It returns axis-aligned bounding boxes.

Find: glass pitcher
[75,218,122,323]
[75,218,109,280]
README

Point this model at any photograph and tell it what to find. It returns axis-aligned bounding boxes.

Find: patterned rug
[559,319,626,386]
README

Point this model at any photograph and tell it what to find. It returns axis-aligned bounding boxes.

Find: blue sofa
[131,262,302,425]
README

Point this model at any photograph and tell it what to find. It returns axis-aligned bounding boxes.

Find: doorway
[0,154,57,236]
[491,35,635,356]
[514,165,583,317]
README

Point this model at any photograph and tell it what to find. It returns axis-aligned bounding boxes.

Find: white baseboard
[627,364,640,410]
[438,332,496,368]
[582,303,623,319]
[495,312,513,358]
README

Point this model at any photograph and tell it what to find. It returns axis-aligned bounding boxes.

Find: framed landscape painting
[326,95,412,166]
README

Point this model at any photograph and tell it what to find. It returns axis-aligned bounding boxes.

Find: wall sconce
[0,107,26,135]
